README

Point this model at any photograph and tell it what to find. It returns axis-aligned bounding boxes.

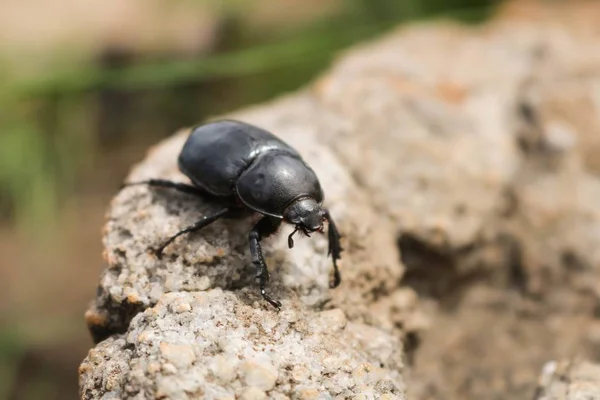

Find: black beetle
[123,120,343,309]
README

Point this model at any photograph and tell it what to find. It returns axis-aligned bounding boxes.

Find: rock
[534,360,600,400]
[82,92,406,398]
[314,22,521,251]
[79,291,407,399]
[507,74,600,296]
[239,387,267,400]
[396,3,600,399]
[80,1,600,399]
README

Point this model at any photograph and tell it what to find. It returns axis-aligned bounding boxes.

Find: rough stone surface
[314,24,521,251]
[393,3,600,399]
[81,1,600,399]
[534,360,600,400]
[80,291,406,399]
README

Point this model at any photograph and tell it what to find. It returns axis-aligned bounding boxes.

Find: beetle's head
[283,197,325,247]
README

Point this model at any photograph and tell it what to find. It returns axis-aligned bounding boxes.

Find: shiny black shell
[178,120,324,217]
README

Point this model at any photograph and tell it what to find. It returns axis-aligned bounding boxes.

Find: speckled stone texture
[80,291,406,399]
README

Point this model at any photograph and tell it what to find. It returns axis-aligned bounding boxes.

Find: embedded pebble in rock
[239,387,267,400]
[239,361,277,391]
[159,342,196,369]
[79,291,407,399]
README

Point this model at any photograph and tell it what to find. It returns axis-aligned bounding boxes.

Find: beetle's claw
[329,274,341,288]
[152,246,165,260]
[288,228,298,249]
[329,263,341,288]
[261,290,282,309]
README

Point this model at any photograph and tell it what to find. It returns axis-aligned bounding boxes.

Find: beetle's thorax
[283,197,324,233]
[235,152,324,218]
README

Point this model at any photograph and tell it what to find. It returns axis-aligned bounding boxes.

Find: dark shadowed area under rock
[80,1,600,399]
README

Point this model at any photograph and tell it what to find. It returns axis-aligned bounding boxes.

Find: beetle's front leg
[324,210,343,288]
[249,216,283,309]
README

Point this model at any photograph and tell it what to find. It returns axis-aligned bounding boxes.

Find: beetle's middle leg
[249,216,283,309]
[154,207,230,258]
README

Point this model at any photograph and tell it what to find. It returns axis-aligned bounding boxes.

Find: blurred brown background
[0,0,499,398]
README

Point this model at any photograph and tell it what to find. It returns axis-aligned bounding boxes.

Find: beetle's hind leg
[122,179,204,197]
[154,207,230,258]
[249,217,283,309]
[324,210,343,288]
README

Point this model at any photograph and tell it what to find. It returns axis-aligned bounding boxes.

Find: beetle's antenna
[288,227,299,249]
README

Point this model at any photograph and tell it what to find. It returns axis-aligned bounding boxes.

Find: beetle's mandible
[123,120,343,309]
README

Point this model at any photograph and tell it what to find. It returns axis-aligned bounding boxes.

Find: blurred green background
[0,0,498,398]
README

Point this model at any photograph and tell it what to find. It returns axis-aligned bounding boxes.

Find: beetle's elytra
[123,120,343,309]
